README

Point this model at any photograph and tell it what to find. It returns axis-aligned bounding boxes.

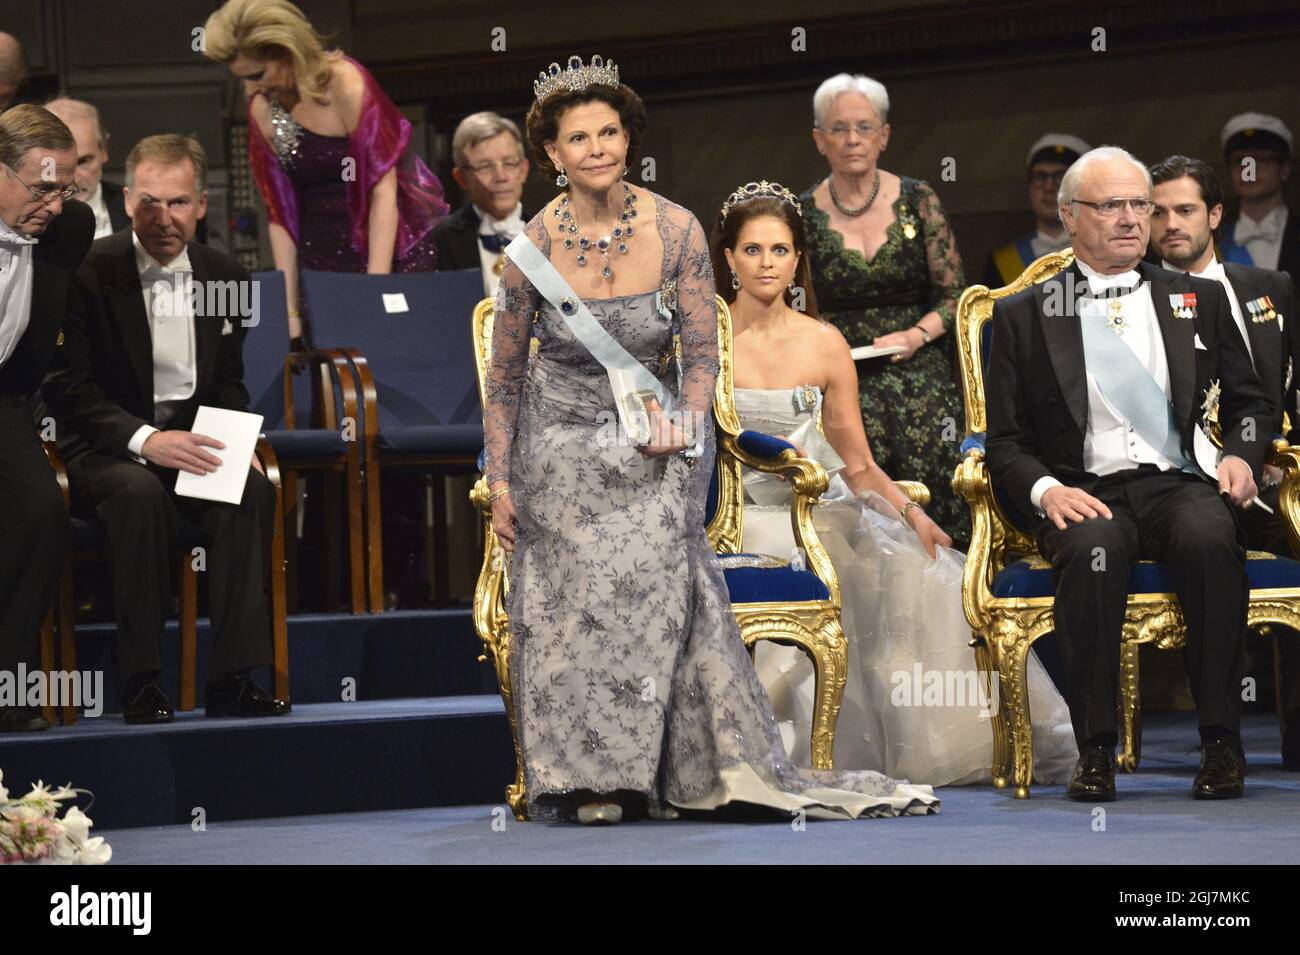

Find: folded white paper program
[174,406,265,505]
[850,344,907,361]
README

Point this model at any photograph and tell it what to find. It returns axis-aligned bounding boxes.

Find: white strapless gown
[737,385,1078,786]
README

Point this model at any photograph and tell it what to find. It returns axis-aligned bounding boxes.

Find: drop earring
[556,164,568,188]
[731,272,741,291]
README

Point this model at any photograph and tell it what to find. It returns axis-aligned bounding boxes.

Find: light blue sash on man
[1076,298,1205,477]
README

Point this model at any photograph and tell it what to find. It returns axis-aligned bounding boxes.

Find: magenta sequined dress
[268,113,438,273]
[247,56,448,277]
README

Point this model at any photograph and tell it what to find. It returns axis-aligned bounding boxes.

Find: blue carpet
[95,713,1300,864]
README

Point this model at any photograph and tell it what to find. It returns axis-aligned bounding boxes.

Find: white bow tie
[0,229,37,246]
[141,262,191,279]
[488,216,523,237]
[1235,217,1282,245]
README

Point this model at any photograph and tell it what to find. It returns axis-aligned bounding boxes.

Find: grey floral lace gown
[483,189,938,820]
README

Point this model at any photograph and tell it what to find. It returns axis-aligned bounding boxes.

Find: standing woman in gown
[714,184,1077,785]
[204,0,448,344]
[483,55,937,823]
[801,73,969,547]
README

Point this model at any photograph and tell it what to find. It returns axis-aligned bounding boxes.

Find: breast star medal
[1107,298,1127,334]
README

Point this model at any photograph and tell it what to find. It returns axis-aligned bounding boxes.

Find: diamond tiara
[720,180,803,221]
[534,54,621,102]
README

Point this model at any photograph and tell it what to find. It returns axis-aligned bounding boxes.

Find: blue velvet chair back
[245,270,291,428]
[301,269,486,429]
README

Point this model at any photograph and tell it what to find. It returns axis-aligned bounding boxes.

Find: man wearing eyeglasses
[982,133,1090,289]
[432,112,533,297]
[986,146,1272,801]
[0,104,94,732]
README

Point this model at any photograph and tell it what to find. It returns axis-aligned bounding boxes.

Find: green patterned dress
[799,176,969,548]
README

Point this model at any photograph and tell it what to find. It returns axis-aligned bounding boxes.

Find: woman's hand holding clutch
[489,483,518,553]
[638,399,693,458]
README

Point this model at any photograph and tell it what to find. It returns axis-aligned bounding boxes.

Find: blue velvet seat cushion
[263,428,348,459]
[721,554,831,602]
[993,555,1300,598]
[377,423,484,457]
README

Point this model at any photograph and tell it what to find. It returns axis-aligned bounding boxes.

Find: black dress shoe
[0,705,51,732]
[1192,741,1246,799]
[204,672,291,718]
[123,679,174,725]
[1066,745,1116,801]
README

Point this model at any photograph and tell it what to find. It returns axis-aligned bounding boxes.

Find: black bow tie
[479,234,514,253]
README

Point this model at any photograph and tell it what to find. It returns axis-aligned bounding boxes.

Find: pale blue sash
[1076,301,1204,477]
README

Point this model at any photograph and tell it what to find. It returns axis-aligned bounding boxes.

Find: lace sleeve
[915,180,966,331]
[482,216,545,486]
[668,208,719,426]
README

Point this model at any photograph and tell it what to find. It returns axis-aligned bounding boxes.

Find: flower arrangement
[0,769,111,864]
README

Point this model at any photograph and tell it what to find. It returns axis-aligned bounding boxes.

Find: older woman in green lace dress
[799,73,969,547]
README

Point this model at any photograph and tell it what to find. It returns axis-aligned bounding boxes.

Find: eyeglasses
[820,122,881,140]
[461,158,525,177]
[1029,170,1066,187]
[3,163,82,205]
[1070,197,1154,218]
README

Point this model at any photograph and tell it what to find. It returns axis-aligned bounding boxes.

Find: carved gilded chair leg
[490,641,528,821]
[975,638,1011,787]
[808,622,849,770]
[1118,642,1142,772]
[999,630,1036,798]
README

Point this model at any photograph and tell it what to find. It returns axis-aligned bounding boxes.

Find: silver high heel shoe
[647,799,680,821]
[576,801,623,825]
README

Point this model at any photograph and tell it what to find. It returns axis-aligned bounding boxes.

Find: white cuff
[1029,475,1063,514]
[128,424,159,459]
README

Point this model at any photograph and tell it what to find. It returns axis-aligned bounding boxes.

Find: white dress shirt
[85,182,114,240]
[476,202,525,298]
[1162,255,1256,361]
[1029,260,1182,512]
[1232,204,1287,272]
[0,217,37,371]
[126,233,197,457]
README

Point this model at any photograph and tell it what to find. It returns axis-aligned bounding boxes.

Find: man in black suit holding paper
[986,146,1272,800]
[0,105,94,733]
[1150,154,1300,771]
[43,134,287,724]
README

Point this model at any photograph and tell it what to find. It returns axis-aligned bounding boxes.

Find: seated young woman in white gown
[709,181,1077,786]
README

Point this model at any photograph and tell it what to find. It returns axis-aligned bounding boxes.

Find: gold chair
[952,248,1300,796]
[468,294,852,819]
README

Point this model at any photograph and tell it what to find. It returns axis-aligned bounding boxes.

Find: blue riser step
[0,698,515,830]
[60,609,499,713]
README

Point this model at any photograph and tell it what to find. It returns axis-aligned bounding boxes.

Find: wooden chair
[951,247,1300,796]
[46,438,289,725]
[469,293,856,819]
[299,269,486,611]
[247,270,368,614]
